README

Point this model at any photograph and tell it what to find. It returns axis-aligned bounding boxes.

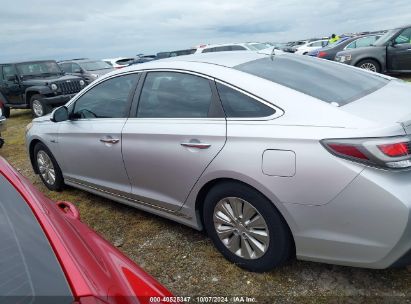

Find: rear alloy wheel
[356,59,380,73]
[30,94,50,118]
[203,181,293,272]
[34,143,64,191]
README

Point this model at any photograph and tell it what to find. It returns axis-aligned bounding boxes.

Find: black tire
[203,181,293,272]
[33,142,64,191]
[355,59,381,73]
[30,94,51,118]
[1,104,10,118]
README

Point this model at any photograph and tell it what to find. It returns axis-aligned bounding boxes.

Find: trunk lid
[342,79,411,133]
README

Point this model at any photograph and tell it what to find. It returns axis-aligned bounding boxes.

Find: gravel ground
[1,109,410,303]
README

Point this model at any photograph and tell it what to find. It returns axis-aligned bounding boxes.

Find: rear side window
[234,56,388,105]
[137,72,213,118]
[216,82,275,118]
[0,175,73,303]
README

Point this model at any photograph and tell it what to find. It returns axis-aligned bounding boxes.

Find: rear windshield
[234,56,388,105]
[0,174,73,303]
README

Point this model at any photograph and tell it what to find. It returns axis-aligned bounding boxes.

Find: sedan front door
[121,71,226,211]
[57,73,139,194]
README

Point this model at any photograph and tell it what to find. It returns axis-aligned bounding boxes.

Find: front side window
[395,28,411,44]
[73,74,138,119]
[2,65,17,79]
[216,83,275,118]
[137,72,213,118]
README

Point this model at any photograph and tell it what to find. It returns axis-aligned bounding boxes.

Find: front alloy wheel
[359,62,377,72]
[37,150,56,186]
[33,143,64,191]
[356,59,380,73]
[214,197,270,259]
[32,99,45,117]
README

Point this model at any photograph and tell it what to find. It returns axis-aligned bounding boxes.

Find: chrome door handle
[100,138,120,144]
[181,142,211,149]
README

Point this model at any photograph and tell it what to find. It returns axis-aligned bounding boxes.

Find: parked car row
[279,25,411,74]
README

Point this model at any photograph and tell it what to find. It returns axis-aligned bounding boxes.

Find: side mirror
[51,106,69,122]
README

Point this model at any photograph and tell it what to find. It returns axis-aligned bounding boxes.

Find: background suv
[59,59,114,84]
[0,60,85,117]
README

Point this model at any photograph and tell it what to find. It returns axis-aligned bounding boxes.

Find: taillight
[318,51,327,58]
[378,142,409,157]
[327,144,369,160]
[322,137,411,169]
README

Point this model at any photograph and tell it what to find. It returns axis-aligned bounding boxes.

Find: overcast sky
[2,0,411,62]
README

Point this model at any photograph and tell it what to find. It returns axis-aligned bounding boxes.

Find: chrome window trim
[65,70,142,107]
[66,68,284,122]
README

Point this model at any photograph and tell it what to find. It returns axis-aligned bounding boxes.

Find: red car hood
[0,157,173,303]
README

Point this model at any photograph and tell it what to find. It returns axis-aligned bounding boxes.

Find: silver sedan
[26,51,411,272]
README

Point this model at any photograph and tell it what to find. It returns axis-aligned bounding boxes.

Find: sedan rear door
[121,71,226,211]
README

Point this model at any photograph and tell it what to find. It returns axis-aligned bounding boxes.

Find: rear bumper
[285,167,411,269]
[42,94,77,107]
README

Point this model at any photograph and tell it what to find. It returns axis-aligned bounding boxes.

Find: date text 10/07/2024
[149,296,258,303]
